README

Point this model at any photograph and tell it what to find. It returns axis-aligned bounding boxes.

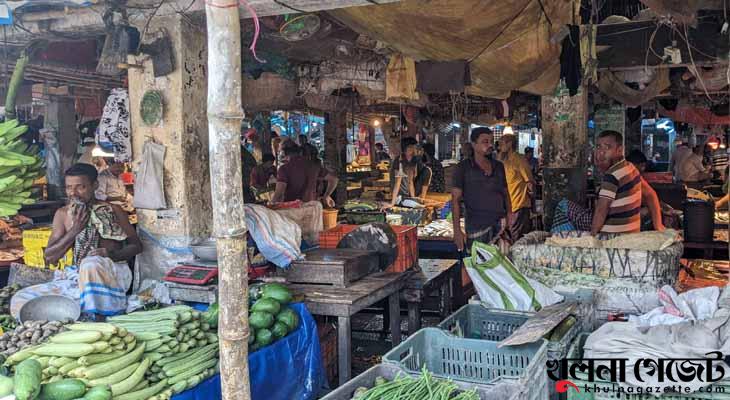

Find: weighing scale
[164,260,218,285]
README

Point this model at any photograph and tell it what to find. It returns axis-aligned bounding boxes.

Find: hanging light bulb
[503,125,514,135]
[372,119,381,127]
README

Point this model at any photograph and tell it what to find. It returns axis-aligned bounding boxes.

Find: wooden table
[402,259,460,333]
[684,230,729,259]
[288,271,409,385]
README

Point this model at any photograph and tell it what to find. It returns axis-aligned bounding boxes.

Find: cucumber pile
[3,322,138,400]
[248,283,298,351]
[0,306,221,400]
[108,306,220,398]
[0,120,44,217]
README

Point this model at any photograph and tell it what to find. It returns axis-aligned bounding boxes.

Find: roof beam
[7,0,400,42]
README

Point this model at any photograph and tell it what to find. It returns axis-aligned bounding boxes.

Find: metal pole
[204,3,251,400]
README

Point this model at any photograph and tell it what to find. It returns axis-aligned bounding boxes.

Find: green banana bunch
[0,120,43,217]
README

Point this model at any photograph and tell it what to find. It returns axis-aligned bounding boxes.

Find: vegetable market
[0,0,727,399]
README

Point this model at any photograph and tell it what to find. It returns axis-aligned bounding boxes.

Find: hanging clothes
[98,88,132,162]
[559,25,582,96]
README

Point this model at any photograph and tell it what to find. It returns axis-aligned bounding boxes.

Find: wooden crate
[285,248,378,288]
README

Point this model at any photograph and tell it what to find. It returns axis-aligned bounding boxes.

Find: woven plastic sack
[465,241,563,312]
[133,141,166,210]
[385,54,419,101]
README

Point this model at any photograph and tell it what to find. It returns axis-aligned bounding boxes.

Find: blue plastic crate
[383,328,549,400]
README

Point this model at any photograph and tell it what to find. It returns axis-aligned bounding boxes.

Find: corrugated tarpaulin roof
[5,1,91,10]
[0,0,92,25]
[330,0,577,99]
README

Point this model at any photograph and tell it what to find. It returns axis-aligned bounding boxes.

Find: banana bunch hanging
[0,119,43,217]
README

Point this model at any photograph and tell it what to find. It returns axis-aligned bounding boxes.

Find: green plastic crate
[320,363,523,400]
[438,303,581,361]
[383,328,549,400]
[566,334,730,400]
[339,210,386,225]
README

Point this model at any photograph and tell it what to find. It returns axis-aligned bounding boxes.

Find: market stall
[0,281,324,400]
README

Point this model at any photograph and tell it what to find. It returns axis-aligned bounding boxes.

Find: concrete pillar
[45,98,77,176]
[540,83,589,228]
[127,14,212,283]
[324,111,347,205]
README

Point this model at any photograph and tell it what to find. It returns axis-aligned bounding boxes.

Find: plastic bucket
[683,199,714,243]
[322,209,339,230]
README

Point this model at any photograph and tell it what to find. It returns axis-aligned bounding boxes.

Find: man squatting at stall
[452,127,510,251]
[552,130,665,235]
[10,164,142,320]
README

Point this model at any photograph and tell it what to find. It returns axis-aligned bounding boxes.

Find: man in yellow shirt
[498,134,535,242]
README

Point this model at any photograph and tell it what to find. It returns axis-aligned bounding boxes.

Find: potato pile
[0,320,68,356]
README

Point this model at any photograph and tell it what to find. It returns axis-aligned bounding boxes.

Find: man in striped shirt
[592,130,658,235]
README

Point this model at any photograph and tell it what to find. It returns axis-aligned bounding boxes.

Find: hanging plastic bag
[133,141,166,209]
[39,128,63,199]
[465,241,563,311]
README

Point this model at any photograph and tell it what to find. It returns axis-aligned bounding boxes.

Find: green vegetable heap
[351,367,480,400]
[2,305,220,400]
[247,283,298,351]
[0,119,44,217]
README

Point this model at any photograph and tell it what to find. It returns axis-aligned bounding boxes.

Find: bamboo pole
[204,3,251,400]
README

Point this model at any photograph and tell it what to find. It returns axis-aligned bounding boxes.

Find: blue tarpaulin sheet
[173,302,324,400]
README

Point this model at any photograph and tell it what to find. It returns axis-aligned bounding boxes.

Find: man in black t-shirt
[451,127,510,251]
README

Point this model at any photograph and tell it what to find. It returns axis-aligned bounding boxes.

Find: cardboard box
[22,227,72,270]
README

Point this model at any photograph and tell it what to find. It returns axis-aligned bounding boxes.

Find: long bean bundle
[352,367,479,400]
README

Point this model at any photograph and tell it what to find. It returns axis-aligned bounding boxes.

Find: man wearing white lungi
[11,164,142,320]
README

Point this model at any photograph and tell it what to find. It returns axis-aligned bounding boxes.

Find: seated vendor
[552,130,664,235]
[678,145,712,186]
[386,137,432,209]
[250,154,276,190]
[11,164,142,320]
[96,159,133,212]
[272,142,338,207]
